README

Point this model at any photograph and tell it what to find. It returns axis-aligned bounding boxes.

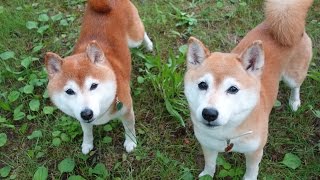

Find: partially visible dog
[184,0,313,179]
[45,0,153,154]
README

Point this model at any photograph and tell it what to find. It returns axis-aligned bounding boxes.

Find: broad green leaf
[102,136,112,144]
[216,1,224,8]
[274,100,281,107]
[0,100,11,111]
[32,44,43,53]
[0,51,15,60]
[103,124,112,132]
[38,14,49,22]
[68,175,86,180]
[26,21,38,29]
[8,91,20,102]
[60,133,70,142]
[217,169,229,178]
[19,123,28,134]
[37,25,49,34]
[51,13,63,21]
[0,133,7,147]
[13,105,25,120]
[137,76,144,84]
[181,168,193,180]
[67,16,75,22]
[0,6,4,14]
[199,175,212,180]
[13,111,25,120]
[43,90,49,98]
[21,57,32,69]
[216,156,231,170]
[27,115,37,120]
[0,166,11,178]
[36,152,45,159]
[59,19,68,26]
[0,117,6,123]
[27,130,43,139]
[32,166,48,180]
[29,99,40,111]
[281,153,301,169]
[89,163,108,177]
[23,84,34,94]
[52,138,61,146]
[43,106,54,114]
[178,44,188,54]
[240,2,247,6]
[58,158,75,173]
[52,131,61,137]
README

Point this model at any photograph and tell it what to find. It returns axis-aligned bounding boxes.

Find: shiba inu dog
[184,0,313,179]
[45,0,153,154]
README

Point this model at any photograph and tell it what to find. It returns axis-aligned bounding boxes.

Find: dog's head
[45,41,116,123]
[184,37,264,128]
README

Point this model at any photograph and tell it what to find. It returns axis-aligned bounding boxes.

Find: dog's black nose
[81,109,93,121]
[202,108,219,122]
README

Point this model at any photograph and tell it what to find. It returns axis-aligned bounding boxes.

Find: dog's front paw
[199,170,214,178]
[243,175,257,180]
[146,41,154,52]
[289,99,301,111]
[124,139,137,153]
[81,143,93,154]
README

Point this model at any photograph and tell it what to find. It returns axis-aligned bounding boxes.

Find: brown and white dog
[184,0,313,179]
[45,0,153,154]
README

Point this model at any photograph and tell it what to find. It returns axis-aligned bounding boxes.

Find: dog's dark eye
[198,82,208,90]
[90,83,98,90]
[65,89,75,95]
[227,86,239,94]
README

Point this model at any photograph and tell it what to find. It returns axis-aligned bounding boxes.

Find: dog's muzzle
[81,108,94,122]
[202,108,219,127]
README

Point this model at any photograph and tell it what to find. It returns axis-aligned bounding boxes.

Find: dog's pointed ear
[239,40,264,76]
[187,37,210,68]
[86,41,106,64]
[45,52,63,78]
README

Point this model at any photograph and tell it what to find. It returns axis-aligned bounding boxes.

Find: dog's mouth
[203,122,219,128]
[83,118,95,123]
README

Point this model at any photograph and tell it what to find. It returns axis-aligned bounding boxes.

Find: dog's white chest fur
[193,124,260,153]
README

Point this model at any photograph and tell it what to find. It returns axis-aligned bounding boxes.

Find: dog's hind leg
[142,32,153,51]
[122,108,137,153]
[282,34,312,111]
[80,122,94,154]
[243,149,263,180]
[199,146,218,178]
[127,1,153,51]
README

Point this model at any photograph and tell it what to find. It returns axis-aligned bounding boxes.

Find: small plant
[216,155,244,178]
[134,45,188,126]
[169,3,197,38]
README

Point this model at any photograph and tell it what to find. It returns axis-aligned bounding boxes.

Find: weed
[133,45,188,127]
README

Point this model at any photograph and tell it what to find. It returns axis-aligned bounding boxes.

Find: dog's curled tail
[265,0,313,46]
[88,0,114,13]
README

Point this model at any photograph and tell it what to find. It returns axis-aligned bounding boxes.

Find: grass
[0,0,319,179]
